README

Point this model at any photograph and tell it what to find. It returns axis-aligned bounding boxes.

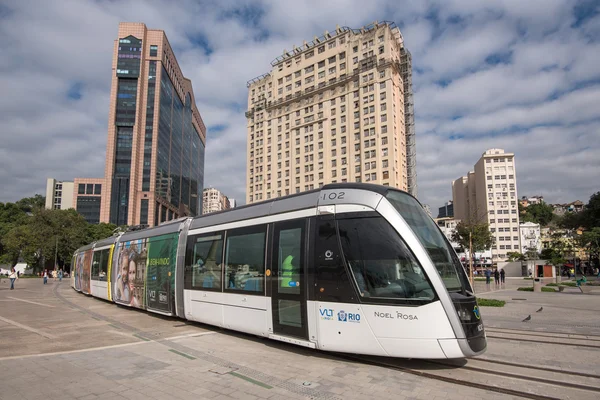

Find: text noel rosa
[374,311,418,320]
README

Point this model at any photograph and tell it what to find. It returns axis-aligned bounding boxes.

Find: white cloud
[0,0,598,216]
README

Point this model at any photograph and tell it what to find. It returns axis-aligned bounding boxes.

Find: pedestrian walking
[494,268,500,286]
[52,269,57,282]
[9,267,18,290]
[500,268,505,284]
[484,267,492,287]
[59,268,63,282]
[43,270,48,285]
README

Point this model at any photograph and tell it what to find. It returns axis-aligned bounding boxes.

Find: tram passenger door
[270,219,308,339]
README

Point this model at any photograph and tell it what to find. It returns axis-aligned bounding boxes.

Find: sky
[0,0,599,213]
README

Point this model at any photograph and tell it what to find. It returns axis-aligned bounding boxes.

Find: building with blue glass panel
[101,23,206,227]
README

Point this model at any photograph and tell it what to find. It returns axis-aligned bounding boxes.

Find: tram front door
[270,219,308,339]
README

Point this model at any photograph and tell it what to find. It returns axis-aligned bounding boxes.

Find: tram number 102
[322,191,345,201]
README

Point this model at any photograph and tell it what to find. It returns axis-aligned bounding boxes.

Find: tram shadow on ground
[162,313,469,371]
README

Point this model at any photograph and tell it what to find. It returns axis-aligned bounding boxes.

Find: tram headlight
[457,308,471,322]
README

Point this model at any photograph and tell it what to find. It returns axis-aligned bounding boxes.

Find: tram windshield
[386,190,471,293]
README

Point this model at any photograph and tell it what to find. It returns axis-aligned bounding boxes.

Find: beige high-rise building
[245,21,416,203]
[202,188,231,215]
[452,149,520,262]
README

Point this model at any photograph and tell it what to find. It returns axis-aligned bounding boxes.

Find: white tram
[72,183,486,359]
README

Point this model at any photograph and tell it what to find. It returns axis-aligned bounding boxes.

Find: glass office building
[101,23,206,227]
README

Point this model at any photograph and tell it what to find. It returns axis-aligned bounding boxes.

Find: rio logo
[319,308,334,320]
[337,310,361,323]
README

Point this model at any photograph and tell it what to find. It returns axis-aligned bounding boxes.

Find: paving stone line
[53,282,341,400]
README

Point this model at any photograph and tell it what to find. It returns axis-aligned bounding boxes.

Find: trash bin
[533,278,542,292]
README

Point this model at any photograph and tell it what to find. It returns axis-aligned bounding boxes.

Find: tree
[557,211,584,230]
[521,202,555,226]
[15,194,45,213]
[86,222,119,243]
[577,227,600,267]
[451,221,494,254]
[506,251,525,262]
[2,208,89,272]
[1,224,37,267]
[582,192,600,229]
[0,202,30,262]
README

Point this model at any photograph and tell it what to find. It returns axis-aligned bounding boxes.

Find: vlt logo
[319,308,334,320]
[473,305,481,320]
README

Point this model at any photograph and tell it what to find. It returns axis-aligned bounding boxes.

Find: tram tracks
[485,327,600,349]
[342,353,600,400]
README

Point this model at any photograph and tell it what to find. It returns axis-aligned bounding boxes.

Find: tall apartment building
[245,21,416,203]
[45,178,74,210]
[100,22,206,227]
[202,188,231,215]
[452,149,520,262]
[44,178,104,224]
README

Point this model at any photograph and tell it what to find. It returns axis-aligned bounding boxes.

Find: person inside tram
[280,247,301,288]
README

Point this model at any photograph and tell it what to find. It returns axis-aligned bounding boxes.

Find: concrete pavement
[1,277,599,399]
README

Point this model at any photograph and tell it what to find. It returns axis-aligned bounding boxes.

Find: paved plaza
[0,277,599,400]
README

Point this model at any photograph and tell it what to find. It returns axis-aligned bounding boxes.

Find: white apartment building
[452,149,520,262]
[435,217,461,251]
[245,21,416,203]
[519,222,542,255]
[45,178,74,210]
[202,188,231,215]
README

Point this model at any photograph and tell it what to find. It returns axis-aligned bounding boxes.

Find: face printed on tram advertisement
[82,249,93,294]
[116,246,131,303]
[75,252,85,291]
[117,238,147,309]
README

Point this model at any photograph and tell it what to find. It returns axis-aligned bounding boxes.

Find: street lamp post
[53,236,58,272]
[469,231,474,288]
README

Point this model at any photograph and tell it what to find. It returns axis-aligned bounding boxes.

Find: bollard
[533,278,542,292]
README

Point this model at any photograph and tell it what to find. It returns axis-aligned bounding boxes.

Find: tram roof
[119,217,187,242]
[188,182,407,230]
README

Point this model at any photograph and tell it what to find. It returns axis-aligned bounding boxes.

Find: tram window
[224,225,266,293]
[91,252,100,280]
[338,217,435,302]
[315,218,356,303]
[91,249,110,281]
[277,227,303,295]
[386,190,470,292]
[185,233,223,290]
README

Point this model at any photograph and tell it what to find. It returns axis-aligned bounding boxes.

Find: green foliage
[517,286,557,292]
[477,298,505,307]
[521,202,555,226]
[577,227,600,261]
[15,194,45,213]
[86,223,118,243]
[557,212,584,230]
[0,202,30,263]
[506,251,525,262]
[583,192,600,229]
[558,192,600,230]
[542,231,574,266]
[540,248,553,259]
[1,206,89,272]
[451,221,494,254]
